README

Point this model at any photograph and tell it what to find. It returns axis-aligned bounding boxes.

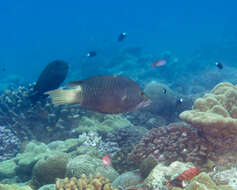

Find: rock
[112,170,143,188]
[32,152,70,188]
[66,154,119,182]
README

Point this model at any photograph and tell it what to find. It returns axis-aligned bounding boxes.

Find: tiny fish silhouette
[87,51,96,57]
[102,155,112,167]
[118,32,127,42]
[215,62,223,69]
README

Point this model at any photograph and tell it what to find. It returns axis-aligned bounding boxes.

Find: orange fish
[102,155,112,168]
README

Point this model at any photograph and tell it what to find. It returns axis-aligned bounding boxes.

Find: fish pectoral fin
[45,88,81,105]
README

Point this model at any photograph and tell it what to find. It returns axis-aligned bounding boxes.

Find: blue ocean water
[0,0,236,84]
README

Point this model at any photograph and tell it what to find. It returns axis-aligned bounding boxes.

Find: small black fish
[87,51,96,57]
[176,97,183,107]
[215,62,223,69]
[162,88,167,94]
[118,32,127,42]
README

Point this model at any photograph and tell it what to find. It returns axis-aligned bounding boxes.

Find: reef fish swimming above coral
[46,75,151,114]
[29,60,69,103]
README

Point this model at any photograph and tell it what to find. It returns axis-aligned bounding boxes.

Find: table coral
[179,82,237,163]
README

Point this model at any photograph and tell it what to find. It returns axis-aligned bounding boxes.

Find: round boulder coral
[32,152,70,188]
[66,154,119,182]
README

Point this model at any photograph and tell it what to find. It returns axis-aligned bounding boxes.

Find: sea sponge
[56,173,117,190]
[179,82,237,163]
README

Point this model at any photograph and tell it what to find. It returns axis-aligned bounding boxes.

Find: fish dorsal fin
[65,80,83,88]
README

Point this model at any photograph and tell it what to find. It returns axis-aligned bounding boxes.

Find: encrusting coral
[56,173,117,190]
[179,82,237,164]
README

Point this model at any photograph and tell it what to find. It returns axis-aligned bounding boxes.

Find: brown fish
[45,75,151,114]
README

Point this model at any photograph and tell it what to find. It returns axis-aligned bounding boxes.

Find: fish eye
[140,92,145,96]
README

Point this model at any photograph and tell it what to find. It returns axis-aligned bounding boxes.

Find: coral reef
[0,125,20,161]
[56,173,116,190]
[66,154,119,182]
[75,114,133,135]
[211,167,237,189]
[179,82,237,164]
[15,142,52,180]
[144,161,195,189]
[32,152,70,188]
[0,159,18,181]
[143,161,233,190]
[78,131,102,148]
[111,170,143,189]
[128,122,208,167]
[103,127,145,173]
[0,83,83,142]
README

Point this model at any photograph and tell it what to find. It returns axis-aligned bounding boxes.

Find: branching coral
[0,84,84,142]
[179,82,237,163]
[56,173,117,190]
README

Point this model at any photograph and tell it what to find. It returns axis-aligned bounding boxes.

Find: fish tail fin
[45,88,81,105]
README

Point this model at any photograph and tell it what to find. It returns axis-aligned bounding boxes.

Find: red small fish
[102,154,112,168]
[177,168,200,181]
[168,168,200,188]
[152,59,166,68]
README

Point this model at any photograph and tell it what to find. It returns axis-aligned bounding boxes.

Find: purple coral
[128,122,208,166]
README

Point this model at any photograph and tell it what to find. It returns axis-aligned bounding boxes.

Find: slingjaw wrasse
[29,60,69,103]
[46,75,151,114]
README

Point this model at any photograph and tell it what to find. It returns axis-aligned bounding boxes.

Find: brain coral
[179,82,237,163]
